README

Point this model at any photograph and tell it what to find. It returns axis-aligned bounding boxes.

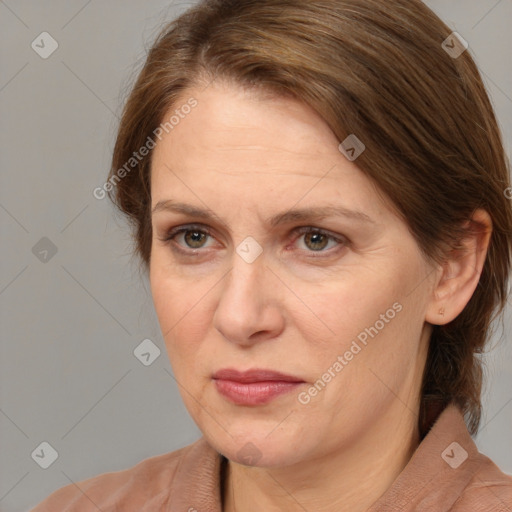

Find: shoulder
[29,438,209,512]
[368,404,512,511]
[451,452,512,511]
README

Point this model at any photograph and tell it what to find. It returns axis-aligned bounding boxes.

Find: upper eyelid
[164,222,341,236]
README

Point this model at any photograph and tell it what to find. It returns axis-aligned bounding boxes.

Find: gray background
[0,1,511,511]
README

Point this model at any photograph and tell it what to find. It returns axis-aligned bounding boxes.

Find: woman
[32,0,512,510]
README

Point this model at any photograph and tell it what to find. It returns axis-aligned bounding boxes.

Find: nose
[213,252,285,347]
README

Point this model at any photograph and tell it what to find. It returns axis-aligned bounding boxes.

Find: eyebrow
[151,200,376,227]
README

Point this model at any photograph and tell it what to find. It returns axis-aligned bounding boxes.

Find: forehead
[149,82,390,221]
[152,82,340,170]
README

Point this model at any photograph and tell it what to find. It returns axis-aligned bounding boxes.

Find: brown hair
[108,0,512,436]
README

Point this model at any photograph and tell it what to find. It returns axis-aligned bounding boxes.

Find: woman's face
[150,81,436,467]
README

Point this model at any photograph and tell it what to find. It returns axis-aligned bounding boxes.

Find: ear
[425,209,492,325]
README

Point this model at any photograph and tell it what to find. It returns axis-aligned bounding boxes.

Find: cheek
[295,275,403,350]
[293,259,425,386]
[150,266,214,368]
[315,273,427,394]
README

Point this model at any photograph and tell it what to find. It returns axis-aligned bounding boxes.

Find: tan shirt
[30,404,512,511]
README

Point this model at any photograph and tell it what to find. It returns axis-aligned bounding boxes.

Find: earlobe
[425,209,492,326]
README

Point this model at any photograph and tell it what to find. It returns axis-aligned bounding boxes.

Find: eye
[292,226,346,254]
[161,224,214,251]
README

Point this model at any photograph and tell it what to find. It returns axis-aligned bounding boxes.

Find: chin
[202,427,310,468]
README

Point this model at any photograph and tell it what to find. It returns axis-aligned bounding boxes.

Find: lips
[212,368,304,383]
[212,368,305,405]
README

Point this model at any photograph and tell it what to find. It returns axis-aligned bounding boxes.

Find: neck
[222,401,421,512]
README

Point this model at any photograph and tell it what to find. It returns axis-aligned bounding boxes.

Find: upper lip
[212,368,304,383]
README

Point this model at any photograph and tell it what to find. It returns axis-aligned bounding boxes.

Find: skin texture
[149,80,492,512]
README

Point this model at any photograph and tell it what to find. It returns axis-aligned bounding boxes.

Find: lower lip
[214,379,303,405]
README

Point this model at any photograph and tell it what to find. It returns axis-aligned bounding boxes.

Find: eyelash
[159,223,348,258]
